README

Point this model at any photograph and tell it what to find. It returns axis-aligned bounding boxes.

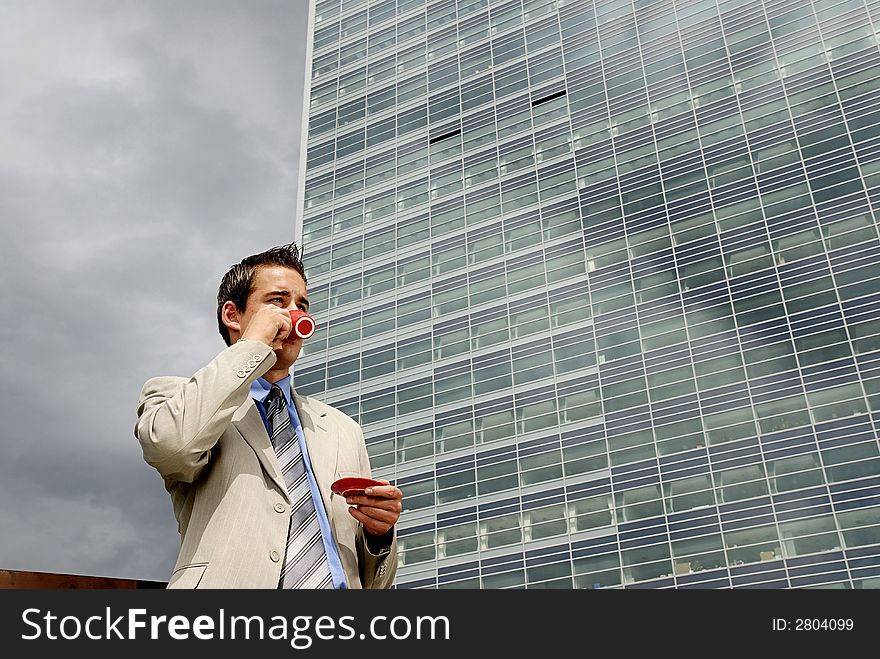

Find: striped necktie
[264,384,333,589]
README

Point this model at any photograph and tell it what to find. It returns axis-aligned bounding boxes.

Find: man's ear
[221,301,242,334]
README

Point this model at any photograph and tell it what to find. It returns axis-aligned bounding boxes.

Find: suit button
[274,503,286,513]
[270,550,280,562]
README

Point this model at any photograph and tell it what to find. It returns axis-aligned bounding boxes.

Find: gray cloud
[0,0,309,581]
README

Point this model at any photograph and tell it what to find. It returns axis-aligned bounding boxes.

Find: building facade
[295,0,880,588]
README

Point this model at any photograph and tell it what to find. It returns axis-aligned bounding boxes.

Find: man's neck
[262,367,291,384]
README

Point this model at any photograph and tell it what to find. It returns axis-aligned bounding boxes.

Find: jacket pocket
[167,563,208,589]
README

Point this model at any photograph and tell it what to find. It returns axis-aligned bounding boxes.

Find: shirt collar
[250,375,293,408]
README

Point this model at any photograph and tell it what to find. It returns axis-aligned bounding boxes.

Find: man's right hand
[239,305,293,350]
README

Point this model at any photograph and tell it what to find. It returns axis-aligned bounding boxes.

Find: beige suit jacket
[134,340,397,589]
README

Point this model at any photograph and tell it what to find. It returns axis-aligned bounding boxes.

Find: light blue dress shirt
[250,375,347,589]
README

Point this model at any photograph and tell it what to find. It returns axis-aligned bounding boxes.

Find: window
[621,542,672,584]
[437,416,474,453]
[516,397,558,433]
[329,278,361,308]
[482,569,525,588]
[615,485,664,522]
[435,369,472,405]
[779,515,841,558]
[399,476,435,510]
[473,360,512,396]
[569,494,614,531]
[398,529,436,565]
[432,283,468,316]
[469,270,506,306]
[724,524,781,567]
[328,315,361,349]
[553,333,596,373]
[438,522,478,558]
[398,336,432,369]
[366,433,395,469]
[519,447,562,485]
[573,552,621,589]
[608,428,655,465]
[480,512,522,549]
[755,395,811,434]
[558,388,601,423]
[550,289,591,328]
[437,468,476,504]
[716,464,768,503]
[398,214,430,248]
[524,503,568,541]
[838,506,880,549]
[670,535,726,574]
[397,425,433,461]
[476,450,517,494]
[768,453,824,493]
[563,438,607,475]
[492,30,526,66]
[361,390,395,425]
[475,402,515,443]
[397,255,430,286]
[398,295,431,327]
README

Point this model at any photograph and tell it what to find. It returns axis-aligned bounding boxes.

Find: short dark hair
[216,243,307,346]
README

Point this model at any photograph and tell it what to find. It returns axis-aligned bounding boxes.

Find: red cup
[288,309,316,339]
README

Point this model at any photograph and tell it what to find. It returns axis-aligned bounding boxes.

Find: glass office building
[295,0,880,588]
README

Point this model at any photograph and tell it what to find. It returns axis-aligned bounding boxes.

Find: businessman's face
[241,265,310,370]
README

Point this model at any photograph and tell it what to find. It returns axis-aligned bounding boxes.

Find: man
[135,243,401,588]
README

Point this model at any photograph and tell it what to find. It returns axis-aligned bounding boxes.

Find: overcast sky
[0,0,310,582]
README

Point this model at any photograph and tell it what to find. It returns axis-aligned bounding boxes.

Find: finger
[277,320,293,341]
[348,507,394,535]
[346,502,402,520]
[279,310,293,332]
[352,504,399,524]
[346,495,402,511]
[266,308,291,338]
[363,485,402,499]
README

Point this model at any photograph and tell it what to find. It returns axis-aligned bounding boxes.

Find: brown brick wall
[0,569,165,589]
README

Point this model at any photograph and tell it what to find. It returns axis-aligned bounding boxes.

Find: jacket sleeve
[134,341,276,483]
[353,423,398,589]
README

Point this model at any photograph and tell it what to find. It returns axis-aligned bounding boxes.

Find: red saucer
[331,477,385,497]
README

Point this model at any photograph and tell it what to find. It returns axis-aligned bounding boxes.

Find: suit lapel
[232,399,289,501]
[293,390,338,516]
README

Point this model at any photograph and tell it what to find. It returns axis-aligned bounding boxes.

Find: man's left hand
[346,479,403,536]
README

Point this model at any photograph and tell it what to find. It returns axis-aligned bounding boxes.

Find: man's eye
[270,298,283,304]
